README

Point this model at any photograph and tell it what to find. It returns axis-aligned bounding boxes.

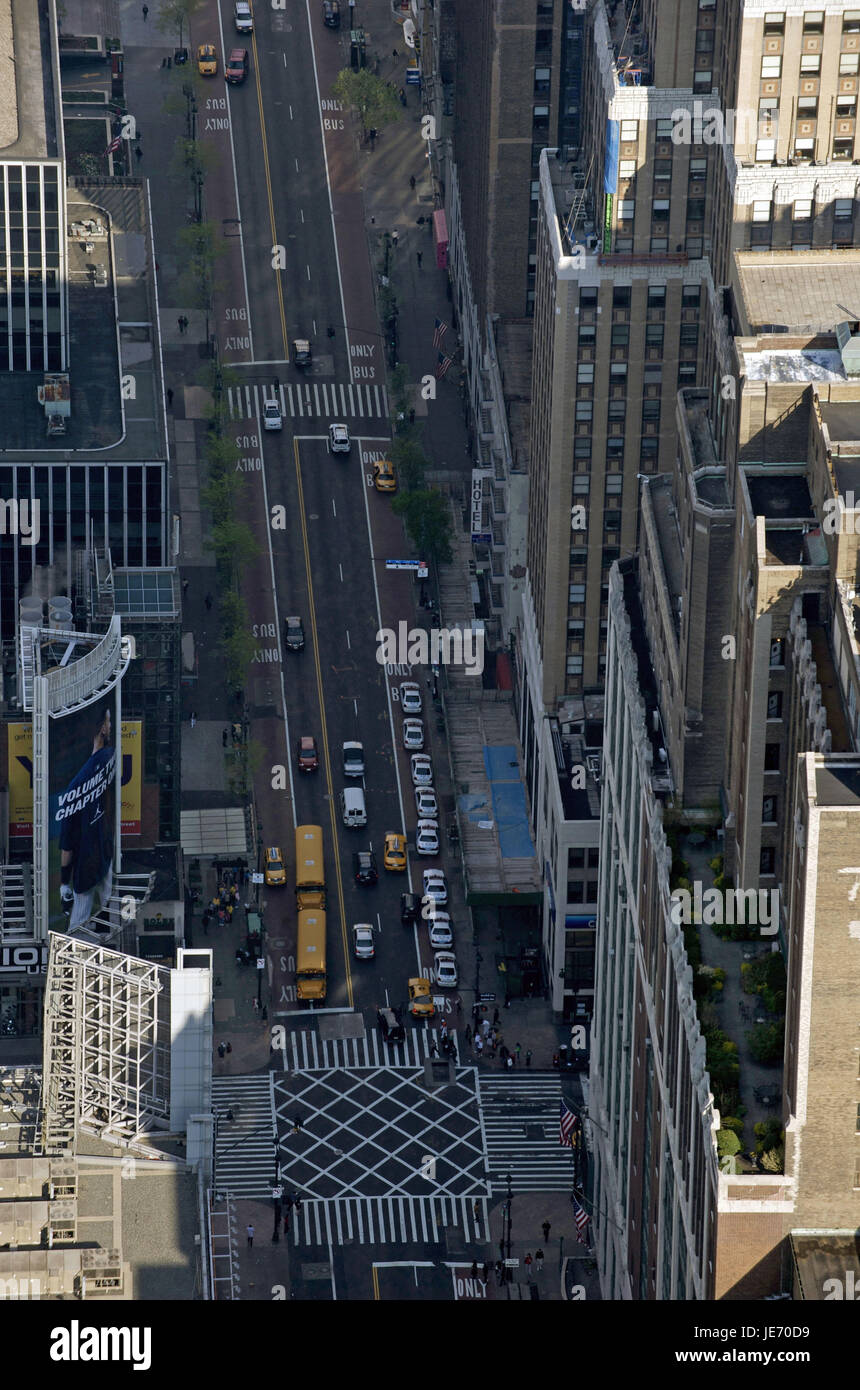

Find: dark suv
[284,616,305,652]
[353,851,378,885]
[322,0,340,26]
[400,892,419,926]
[377,1007,405,1043]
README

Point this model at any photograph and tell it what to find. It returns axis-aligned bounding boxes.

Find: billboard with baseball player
[49,696,119,935]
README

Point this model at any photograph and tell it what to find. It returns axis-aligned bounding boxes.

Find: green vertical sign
[603,194,613,254]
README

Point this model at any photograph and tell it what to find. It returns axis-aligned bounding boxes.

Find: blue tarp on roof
[482,745,535,860]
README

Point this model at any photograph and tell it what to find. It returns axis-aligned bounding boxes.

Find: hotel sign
[0,944,49,974]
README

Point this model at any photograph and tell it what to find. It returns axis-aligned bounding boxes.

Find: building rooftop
[733,250,860,336]
[553,726,601,822]
[819,401,860,447]
[746,473,814,521]
[741,347,847,384]
[0,0,62,160]
[647,475,684,643]
[791,1232,860,1300]
[815,763,860,806]
[619,558,673,796]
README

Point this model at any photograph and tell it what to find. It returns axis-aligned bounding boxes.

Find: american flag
[560,1098,577,1147]
[105,135,122,155]
[435,352,453,379]
[573,1197,590,1239]
[432,317,448,347]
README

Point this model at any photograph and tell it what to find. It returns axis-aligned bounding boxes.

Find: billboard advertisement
[8,722,34,838]
[120,720,142,835]
[48,693,119,935]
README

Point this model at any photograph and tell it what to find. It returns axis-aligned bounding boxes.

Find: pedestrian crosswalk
[212,1074,277,1199]
[478,1075,575,1192]
[289,1193,491,1248]
[278,1026,459,1073]
[227,380,389,424]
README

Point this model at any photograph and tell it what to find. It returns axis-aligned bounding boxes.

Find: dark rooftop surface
[815,763,860,806]
[746,474,814,521]
[820,401,860,446]
[619,558,673,795]
[0,0,61,160]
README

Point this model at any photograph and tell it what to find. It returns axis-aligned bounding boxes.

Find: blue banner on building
[603,119,620,194]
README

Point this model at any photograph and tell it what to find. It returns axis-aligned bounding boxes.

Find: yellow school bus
[296,908,327,1001]
[295,824,325,909]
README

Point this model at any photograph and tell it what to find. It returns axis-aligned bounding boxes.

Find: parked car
[263,399,282,430]
[373,459,397,493]
[234,0,253,31]
[377,1006,405,1042]
[403,718,424,750]
[343,741,365,777]
[408,977,435,1018]
[432,951,458,988]
[197,43,217,76]
[297,735,319,772]
[284,615,305,651]
[428,913,453,948]
[416,819,440,856]
[329,423,351,454]
[353,850,378,885]
[264,846,286,887]
[400,681,422,713]
[352,923,375,959]
[225,47,249,83]
[410,753,433,786]
[321,0,340,26]
[422,868,448,906]
[415,786,438,819]
[400,891,420,926]
[383,832,407,871]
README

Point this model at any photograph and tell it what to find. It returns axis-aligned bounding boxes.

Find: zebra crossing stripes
[212,1074,277,1199]
[281,1027,458,1073]
[290,1194,490,1248]
[227,380,388,423]
[478,1075,575,1193]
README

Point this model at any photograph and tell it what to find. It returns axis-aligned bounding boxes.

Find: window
[619,159,636,180]
[652,199,670,219]
[655,118,674,140]
[568,620,585,637]
[678,365,697,385]
[687,198,705,220]
[840,53,860,75]
[837,95,857,116]
[606,436,625,457]
[654,159,673,179]
[642,400,661,420]
[580,287,598,307]
[568,847,585,869]
[761,56,782,77]
[689,158,707,175]
[648,285,666,306]
[650,236,668,252]
[835,198,854,220]
[646,324,664,346]
[756,139,776,161]
[605,474,623,494]
[794,138,814,156]
[608,400,627,419]
[801,54,821,73]
[845,10,860,32]
[574,438,592,458]
[617,199,635,220]
[763,11,784,32]
[534,67,551,94]
[566,656,583,676]
[752,200,772,222]
[604,510,621,531]
[682,285,700,306]
[578,363,594,383]
[576,401,593,421]
[797,95,818,113]
[569,584,586,603]
[693,69,712,92]
[585,881,598,903]
[611,324,630,345]
[764,743,780,772]
[587,848,599,868]
[770,637,785,666]
[767,691,783,719]
[620,120,638,142]
[610,363,628,380]
[803,11,823,32]
[579,325,595,344]
[614,237,633,253]
[793,198,813,219]
[533,106,550,131]
[760,846,776,875]
[572,475,590,494]
[613,287,631,307]
[762,796,777,824]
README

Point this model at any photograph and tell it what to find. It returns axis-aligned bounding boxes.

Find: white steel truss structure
[41,934,171,1152]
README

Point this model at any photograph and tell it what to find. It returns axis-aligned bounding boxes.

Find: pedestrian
[205,593,212,611]
[482,1019,490,1037]
[252,996,259,1011]
[524,1252,533,1277]
[535,1249,544,1272]
[190,712,196,728]
[368,128,376,148]
[416,250,422,268]
[410,174,416,190]
[470,1260,478,1279]
[542,1220,551,1243]
[246,1224,254,1247]
[142,3,148,16]
[408,407,415,424]
[225,1042,232,1054]
[217,1043,225,1059]
[391,229,398,247]
[515,1042,522,1061]
[500,1045,508,1062]
[506,1055,513,1069]
[464,1024,472,1045]
[472,1199,480,1221]
[476,1037,483,1056]
[440,1020,447,1039]
[166,388,173,408]
[526,1049,532,1067]
[392,48,398,57]
[177,316,184,334]
[293,1114,303,1132]
[182,577,189,594]
[482,1262,490,1282]
[226,904,233,921]
[135,145,143,160]
[429,1040,437,1057]
[399,87,407,106]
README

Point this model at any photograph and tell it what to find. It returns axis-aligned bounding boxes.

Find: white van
[340,787,367,827]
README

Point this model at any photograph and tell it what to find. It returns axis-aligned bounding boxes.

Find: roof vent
[835,320,860,376]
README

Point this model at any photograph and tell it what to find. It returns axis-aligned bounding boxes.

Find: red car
[225,47,249,83]
[297,736,319,772]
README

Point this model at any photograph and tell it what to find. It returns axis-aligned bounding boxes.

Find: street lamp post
[505,1172,513,1281]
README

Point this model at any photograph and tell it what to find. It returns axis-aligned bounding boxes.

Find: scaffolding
[41,934,172,1153]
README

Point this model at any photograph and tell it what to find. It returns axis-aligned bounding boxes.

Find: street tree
[332,69,400,139]
[392,488,453,565]
[156,0,200,48]
[391,437,427,491]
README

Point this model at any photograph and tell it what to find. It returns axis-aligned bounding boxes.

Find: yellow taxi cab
[408,977,435,1018]
[197,44,218,76]
[264,846,286,887]
[373,459,397,493]
[383,832,407,871]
